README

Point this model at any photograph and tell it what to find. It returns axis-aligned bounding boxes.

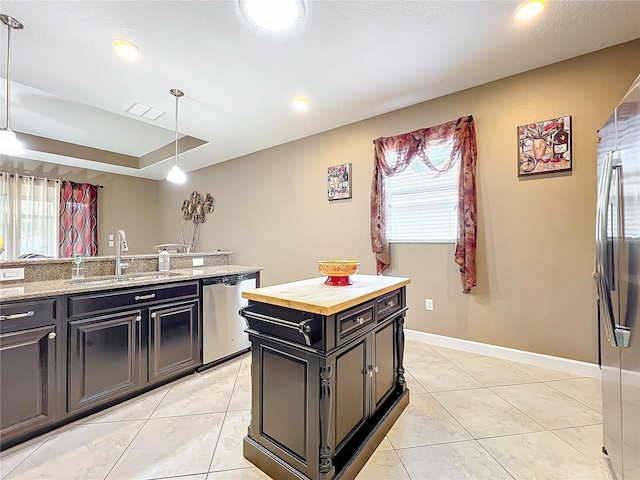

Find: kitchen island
[240,274,410,480]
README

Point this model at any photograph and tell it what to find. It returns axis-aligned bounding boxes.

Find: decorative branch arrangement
[180,191,215,252]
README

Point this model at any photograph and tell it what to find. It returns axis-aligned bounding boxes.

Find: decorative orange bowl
[317,260,360,286]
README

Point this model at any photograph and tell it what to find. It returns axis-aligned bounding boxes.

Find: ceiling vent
[126,102,165,120]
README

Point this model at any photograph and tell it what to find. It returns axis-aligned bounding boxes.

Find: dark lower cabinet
[148,300,200,384]
[67,310,142,414]
[0,297,61,449]
[0,279,206,451]
[242,285,409,480]
[334,337,368,450]
[0,325,58,441]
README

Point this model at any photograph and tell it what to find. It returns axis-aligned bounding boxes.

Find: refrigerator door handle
[595,151,622,347]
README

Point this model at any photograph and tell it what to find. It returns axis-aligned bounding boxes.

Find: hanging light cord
[174,90,179,167]
[5,18,11,129]
[0,14,23,132]
[170,88,184,168]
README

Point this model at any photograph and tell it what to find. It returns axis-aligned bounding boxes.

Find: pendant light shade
[167,88,186,184]
[0,14,24,156]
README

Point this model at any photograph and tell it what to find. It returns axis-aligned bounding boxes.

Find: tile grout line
[101,386,172,480]
[206,363,243,474]
[543,380,602,414]
[0,433,53,480]
[546,426,613,473]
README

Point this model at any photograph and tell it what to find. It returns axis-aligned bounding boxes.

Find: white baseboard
[405,329,601,380]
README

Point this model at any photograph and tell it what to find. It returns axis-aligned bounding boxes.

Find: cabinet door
[334,336,369,450]
[0,325,57,440]
[148,300,200,384]
[67,310,142,414]
[372,320,396,411]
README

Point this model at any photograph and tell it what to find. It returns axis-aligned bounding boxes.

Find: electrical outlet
[193,258,204,266]
[425,298,434,311]
[0,268,25,282]
[109,240,114,247]
[109,234,114,241]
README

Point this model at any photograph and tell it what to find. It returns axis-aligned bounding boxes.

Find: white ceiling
[1,0,639,180]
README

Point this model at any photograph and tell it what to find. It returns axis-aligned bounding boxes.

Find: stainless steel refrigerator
[596,74,640,480]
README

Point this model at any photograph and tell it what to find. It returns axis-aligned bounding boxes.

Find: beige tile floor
[0,339,614,480]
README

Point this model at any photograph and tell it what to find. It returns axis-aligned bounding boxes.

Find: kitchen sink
[67,271,183,286]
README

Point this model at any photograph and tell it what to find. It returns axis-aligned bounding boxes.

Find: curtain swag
[370,115,478,293]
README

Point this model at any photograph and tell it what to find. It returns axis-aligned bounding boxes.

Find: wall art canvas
[518,115,572,177]
[328,163,352,200]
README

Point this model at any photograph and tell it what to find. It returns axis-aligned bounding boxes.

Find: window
[0,173,60,260]
[386,142,460,243]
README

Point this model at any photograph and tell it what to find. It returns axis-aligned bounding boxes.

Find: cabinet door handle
[368,369,374,378]
[374,366,379,373]
[135,315,142,322]
[150,312,156,318]
[48,332,56,339]
[385,300,394,307]
[0,310,35,320]
[134,294,155,301]
[356,317,365,325]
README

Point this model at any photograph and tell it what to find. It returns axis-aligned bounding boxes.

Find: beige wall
[159,40,640,363]
[0,158,159,256]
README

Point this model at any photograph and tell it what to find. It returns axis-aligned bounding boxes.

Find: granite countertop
[242,274,410,315]
[0,265,262,301]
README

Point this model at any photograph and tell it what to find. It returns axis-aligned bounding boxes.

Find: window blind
[386,149,459,243]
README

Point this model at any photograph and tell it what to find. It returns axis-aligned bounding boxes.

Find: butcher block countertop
[242,274,410,316]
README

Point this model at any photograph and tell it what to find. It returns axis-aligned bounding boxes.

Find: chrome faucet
[115,229,130,276]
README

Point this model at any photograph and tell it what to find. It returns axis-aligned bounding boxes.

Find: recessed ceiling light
[515,0,546,21]
[293,97,309,111]
[112,39,139,60]
[239,0,306,35]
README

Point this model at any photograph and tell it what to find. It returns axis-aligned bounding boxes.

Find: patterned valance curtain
[59,181,99,257]
[370,115,478,293]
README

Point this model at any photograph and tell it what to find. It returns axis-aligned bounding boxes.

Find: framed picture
[328,163,352,201]
[518,115,572,177]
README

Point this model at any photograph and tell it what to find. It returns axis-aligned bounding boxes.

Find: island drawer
[336,301,375,346]
[0,297,58,332]
[376,290,402,320]
[66,281,199,318]
[242,303,323,348]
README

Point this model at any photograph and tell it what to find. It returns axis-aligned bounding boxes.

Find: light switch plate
[0,268,25,282]
[193,258,204,266]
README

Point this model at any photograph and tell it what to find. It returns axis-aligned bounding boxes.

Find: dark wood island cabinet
[240,274,410,480]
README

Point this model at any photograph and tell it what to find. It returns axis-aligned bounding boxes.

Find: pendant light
[167,88,186,184]
[0,14,24,156]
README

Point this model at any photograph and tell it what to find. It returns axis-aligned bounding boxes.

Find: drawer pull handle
[356,317,365,325]
[150,312,156,318]
[48,332,56,339]
[240,308,315,347]
[0,310,35,320]
[135,294,156,301]
[385,300,394,307]
[136,315,142,322]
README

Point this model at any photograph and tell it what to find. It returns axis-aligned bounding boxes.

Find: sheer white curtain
[0,173,61,260]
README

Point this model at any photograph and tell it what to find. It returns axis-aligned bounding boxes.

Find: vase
[532,138,547,161]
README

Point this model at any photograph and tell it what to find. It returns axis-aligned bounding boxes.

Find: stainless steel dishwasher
[201,273,258,368]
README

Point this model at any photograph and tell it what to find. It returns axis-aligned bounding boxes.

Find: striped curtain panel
[59,181,98,257]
